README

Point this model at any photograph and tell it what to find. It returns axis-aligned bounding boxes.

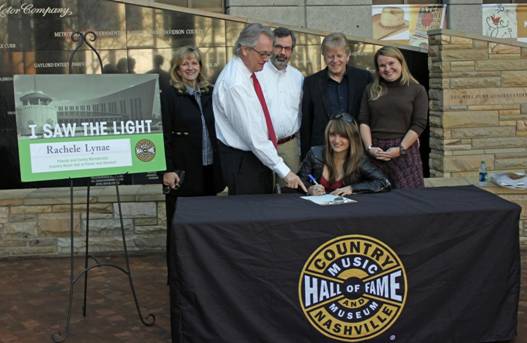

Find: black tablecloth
[170,186,521,343]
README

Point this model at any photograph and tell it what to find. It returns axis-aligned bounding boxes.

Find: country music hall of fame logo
[135,139,156,162]
[298,235,407,342]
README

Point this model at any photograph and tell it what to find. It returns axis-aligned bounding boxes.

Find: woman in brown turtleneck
[358,46,428,188]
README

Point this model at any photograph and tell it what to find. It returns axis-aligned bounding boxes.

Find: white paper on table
[301,194,357,206]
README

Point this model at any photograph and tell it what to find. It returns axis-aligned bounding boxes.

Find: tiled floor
[0,251,525,343]
[0,255,171,343]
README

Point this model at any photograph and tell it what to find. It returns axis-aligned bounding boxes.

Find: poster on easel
[14,74,166,182]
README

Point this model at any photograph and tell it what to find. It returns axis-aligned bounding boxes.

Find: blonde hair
[321,32,350,56]
[169,46,210,92]
[324,115,364,184]
[368,46,418,101]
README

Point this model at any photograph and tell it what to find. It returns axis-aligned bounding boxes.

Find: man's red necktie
[251,73,277,148]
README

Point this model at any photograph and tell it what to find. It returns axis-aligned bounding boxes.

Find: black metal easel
[51,32,155,343]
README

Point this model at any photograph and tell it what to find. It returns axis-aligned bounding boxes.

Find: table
[170,186,521,343]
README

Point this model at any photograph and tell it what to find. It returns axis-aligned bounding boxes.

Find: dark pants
[165,165,215,281]
[218,142,273,195]
[165,165,215,343]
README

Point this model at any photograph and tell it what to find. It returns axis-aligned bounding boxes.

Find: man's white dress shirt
[257,61,304,140]
[213,56,290,178]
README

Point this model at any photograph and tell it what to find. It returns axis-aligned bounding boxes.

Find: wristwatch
[399,144,407,156]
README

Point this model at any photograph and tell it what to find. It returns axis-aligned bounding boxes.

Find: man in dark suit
[300,32,373,158]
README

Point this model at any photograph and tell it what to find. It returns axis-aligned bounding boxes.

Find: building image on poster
[14,74,166,182]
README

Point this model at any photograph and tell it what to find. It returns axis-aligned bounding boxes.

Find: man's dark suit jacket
[300,65,373,158]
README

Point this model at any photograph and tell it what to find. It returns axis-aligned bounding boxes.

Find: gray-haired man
[213,23,307,195]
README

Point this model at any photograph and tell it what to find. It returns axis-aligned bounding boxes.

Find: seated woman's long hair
[323,114,365,184]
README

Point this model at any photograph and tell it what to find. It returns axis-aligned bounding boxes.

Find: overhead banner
[482,4,527,42]
[14,74,165,182]
[372,5,447,49]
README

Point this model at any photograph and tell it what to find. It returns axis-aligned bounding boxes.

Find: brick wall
[0,185,166,257]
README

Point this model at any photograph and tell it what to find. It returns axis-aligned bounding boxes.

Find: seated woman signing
[298,113,391,196]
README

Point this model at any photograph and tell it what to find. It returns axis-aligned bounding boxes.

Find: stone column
[428,29,527,177]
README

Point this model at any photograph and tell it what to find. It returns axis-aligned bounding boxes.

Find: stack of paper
[301,194,357,206]
[491,172,527,189]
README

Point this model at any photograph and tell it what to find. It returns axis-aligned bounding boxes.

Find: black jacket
[298,146,391,193]
[301,66,373,158]
[161,85,224,196]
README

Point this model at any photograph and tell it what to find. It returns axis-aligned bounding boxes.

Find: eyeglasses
[331,112,355,124]
[274,44,293,53]
[249,47,273,58]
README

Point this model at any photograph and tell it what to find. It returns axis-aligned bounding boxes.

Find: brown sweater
[358,80,428,139]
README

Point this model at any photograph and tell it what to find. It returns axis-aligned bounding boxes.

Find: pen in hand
[308,174,318,185]
[308,174,326,195]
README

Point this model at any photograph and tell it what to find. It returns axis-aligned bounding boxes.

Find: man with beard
[213,23,307,194]
[258,27,304,183]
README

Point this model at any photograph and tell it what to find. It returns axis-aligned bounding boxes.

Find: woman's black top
[298,145,391,193]
[161,85,224,196]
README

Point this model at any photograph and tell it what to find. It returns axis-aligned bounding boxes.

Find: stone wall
[428,29,527,178]
[0,185,166,257]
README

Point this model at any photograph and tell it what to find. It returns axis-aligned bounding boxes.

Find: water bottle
[479,161,488,185]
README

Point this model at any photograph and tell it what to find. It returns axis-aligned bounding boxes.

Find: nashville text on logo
[299,235,407,342]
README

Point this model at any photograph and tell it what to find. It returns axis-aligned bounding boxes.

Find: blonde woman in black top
[162,46,224,219]
[358,46,428,188]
